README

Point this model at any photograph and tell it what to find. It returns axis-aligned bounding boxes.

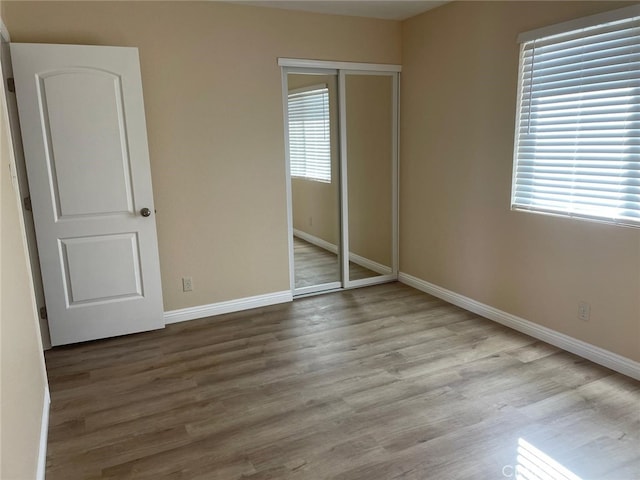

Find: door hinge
[23,196,32,211]
[7,77,15,93]
[39,306,47,320]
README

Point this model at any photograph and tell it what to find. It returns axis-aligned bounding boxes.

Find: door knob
[140,207,152,217]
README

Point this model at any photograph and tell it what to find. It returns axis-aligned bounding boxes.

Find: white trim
[339,69,397,77]
[285,67,338,76]
[37,388,50,480]
[518,4,640,43]
[348,274,396,289]
[399,272,640,381]
[510,42,526,219]
[349,252,392,276]
[294,282,342,297]
[293,228,338,254]
[392,72,399,275]
[164,290,292,324]
[278,58,401,72]
[293,229,392,275]
[281,68,296,293]
[339,69,350,284]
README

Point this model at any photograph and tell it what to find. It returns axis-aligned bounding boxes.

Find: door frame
[0,26,52,348]
[280,58,401,297]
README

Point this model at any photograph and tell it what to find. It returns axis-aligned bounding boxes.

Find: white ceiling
[231,1,450,21]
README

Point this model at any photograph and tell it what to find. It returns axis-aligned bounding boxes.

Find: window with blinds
[511,7,640,227]
[288,86,331,183]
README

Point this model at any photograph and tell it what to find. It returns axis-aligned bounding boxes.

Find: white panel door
[11,43,164,346]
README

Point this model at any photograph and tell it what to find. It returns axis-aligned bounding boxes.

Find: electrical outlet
[182,277,193,292]
[577,301,590,321]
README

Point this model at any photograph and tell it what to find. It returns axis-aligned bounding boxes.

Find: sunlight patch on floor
[512,437,583,480]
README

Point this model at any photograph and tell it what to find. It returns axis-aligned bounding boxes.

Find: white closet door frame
[282,66,342,296]
[279,58,401,73]
[281,59,400,296]
[339,69,399,289]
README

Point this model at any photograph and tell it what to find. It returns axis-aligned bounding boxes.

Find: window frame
[510,5,640,228]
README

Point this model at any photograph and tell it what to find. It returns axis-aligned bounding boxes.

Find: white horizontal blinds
[288,86,331,183]
[513,12,640,226]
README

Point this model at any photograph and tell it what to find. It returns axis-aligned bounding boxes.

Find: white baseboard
[293,228,338,254]
[37,387,50,480]
[164,290,293,324]
[349,252,393,276]
[293,229,392,276]
[399,272,640,381]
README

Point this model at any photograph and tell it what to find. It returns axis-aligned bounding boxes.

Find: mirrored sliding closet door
[282,61,399,297]
[286,70,342,295]
[341,71,397,288]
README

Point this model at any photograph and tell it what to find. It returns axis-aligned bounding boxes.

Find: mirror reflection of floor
[293,236,377,289]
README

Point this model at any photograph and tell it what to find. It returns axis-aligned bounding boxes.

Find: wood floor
[293,236,378,288]
[293,236,340,287]
[45,283,640,479]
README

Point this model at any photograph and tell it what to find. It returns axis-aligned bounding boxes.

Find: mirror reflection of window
[288,74,341,292]
[288,85,331,183]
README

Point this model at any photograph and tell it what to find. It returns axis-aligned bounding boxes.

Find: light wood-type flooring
[293,236,379,288]
[45,283,640,479]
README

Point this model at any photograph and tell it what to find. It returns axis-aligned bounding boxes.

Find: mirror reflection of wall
[345,74,393,281]
[288,73,341,290]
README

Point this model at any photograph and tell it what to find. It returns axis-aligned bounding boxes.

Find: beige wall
[401,1,640,361]
[289,74,340,246]
[0,11,49,477]
[3,1,401,311]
